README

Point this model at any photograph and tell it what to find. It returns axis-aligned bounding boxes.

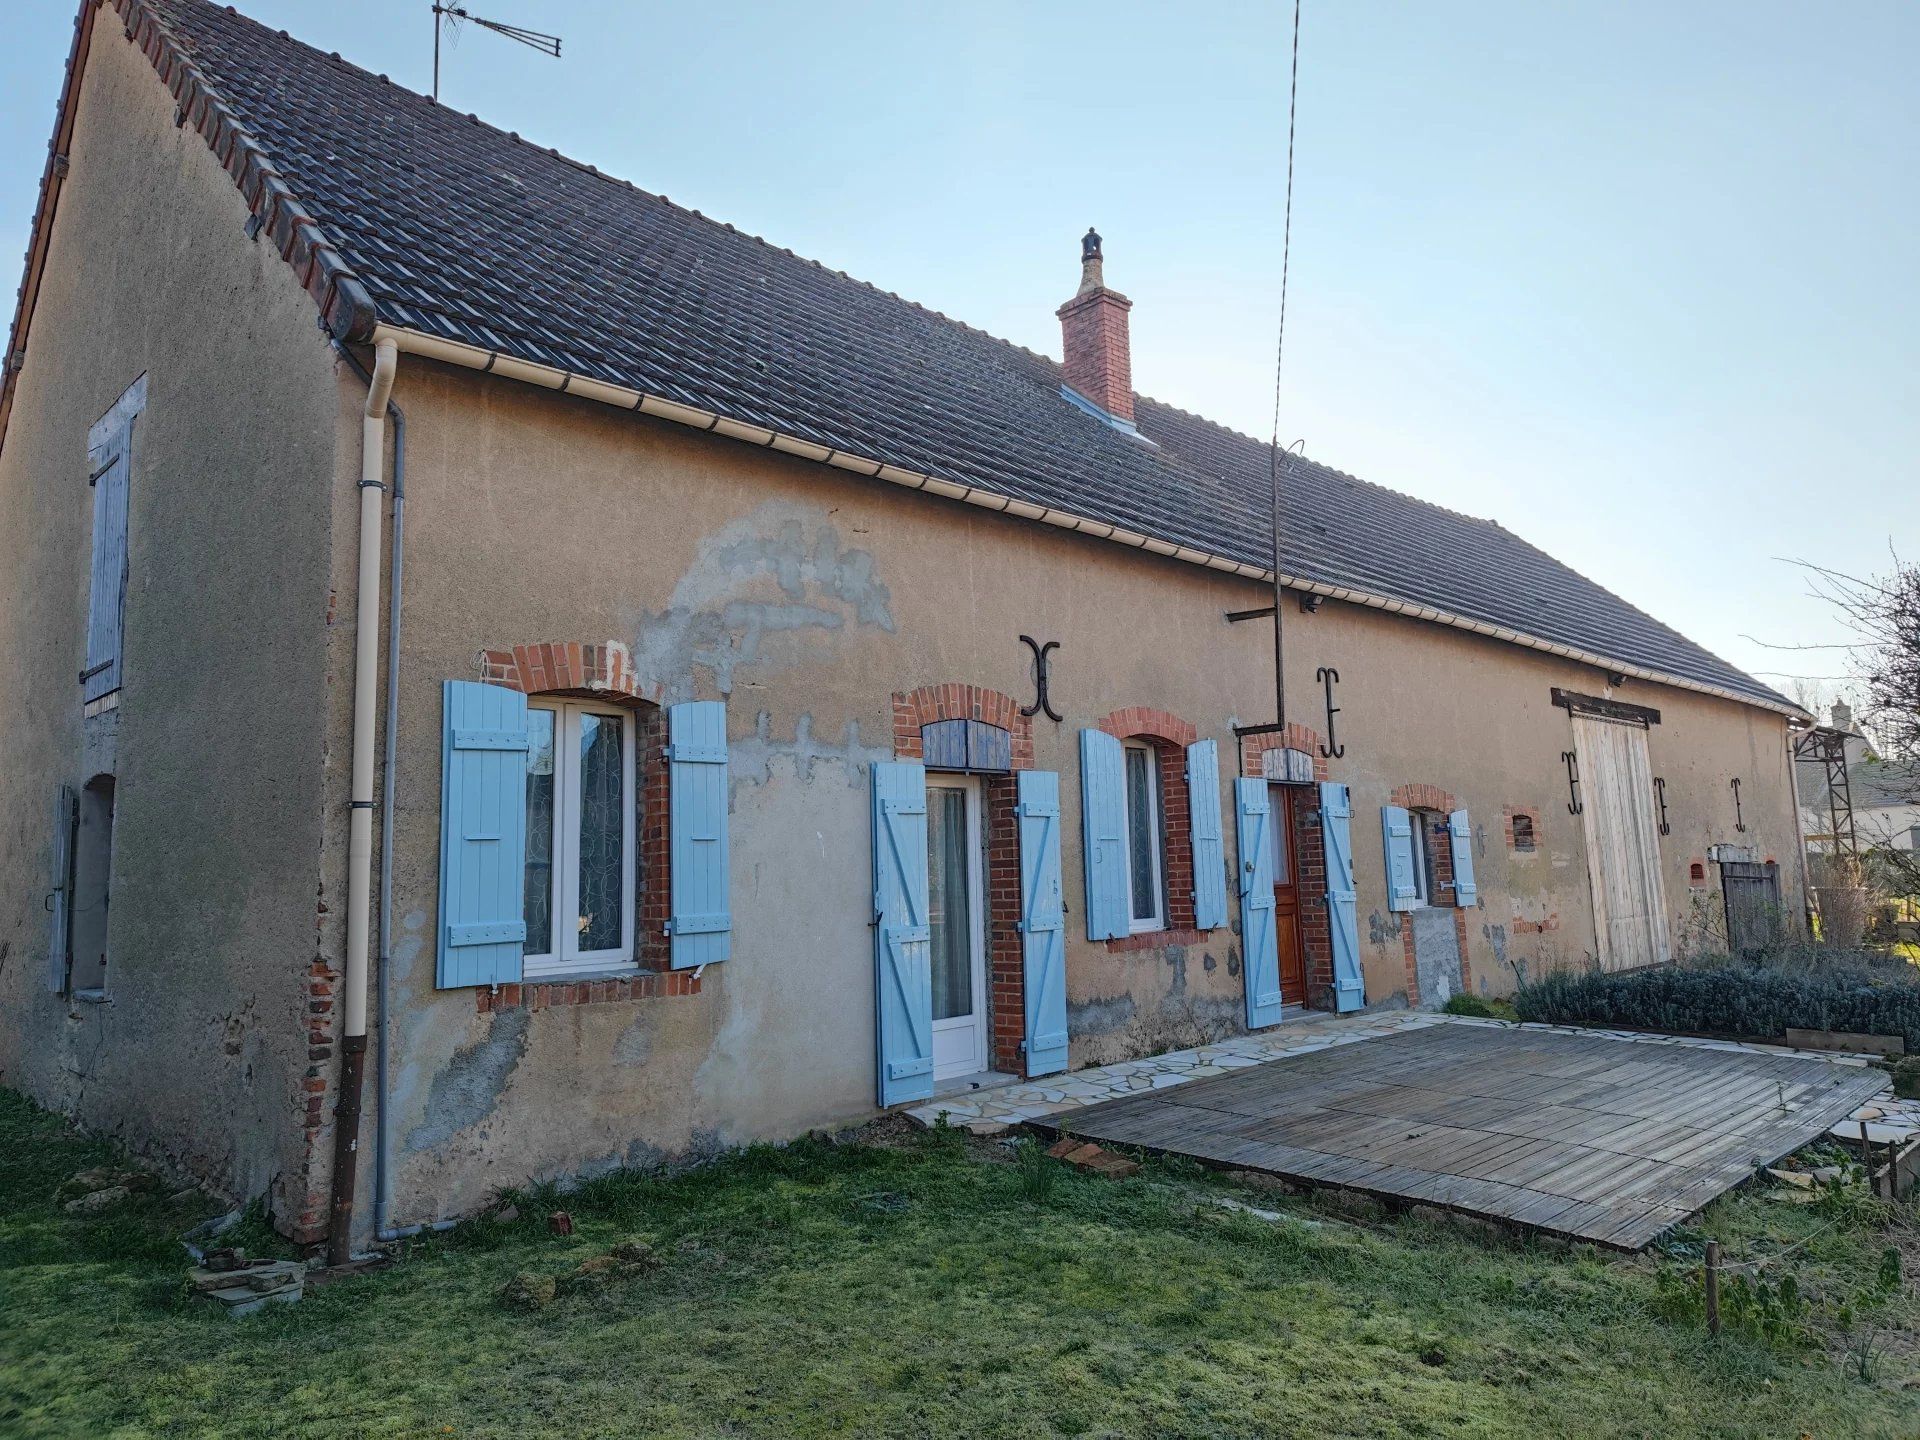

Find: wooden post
[1861,1119,1877,1198]
[1704,1240,1721,1338]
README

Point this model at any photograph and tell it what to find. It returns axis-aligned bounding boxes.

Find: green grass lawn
[2,1089,1916,1439]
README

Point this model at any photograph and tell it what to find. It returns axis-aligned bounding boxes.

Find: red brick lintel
[476,971,702,1013]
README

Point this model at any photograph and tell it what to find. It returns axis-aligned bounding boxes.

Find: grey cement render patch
[403,1007,530,1154]
[628,503,895,700]
[731,710,888,790]
[1411,907,1462,1009]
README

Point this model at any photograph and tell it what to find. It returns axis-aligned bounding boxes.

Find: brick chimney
[1057,227,1134,423]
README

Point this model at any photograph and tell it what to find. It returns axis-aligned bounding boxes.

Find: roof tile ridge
[117,0,377,338]
[198,3,1068,371]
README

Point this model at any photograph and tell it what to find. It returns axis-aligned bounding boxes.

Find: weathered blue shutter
[1017,770,1068,1078]
[1079,729,1129,940]
[82,432,131,702]
[437,680,530,988]
[1186,739,1227,931]
[1235,778,1284,1029]
[1447,809,1478,908]
[46,784,76,993]
[668,701,731,968]
[1321,782,1365,1013]
[1382,804,1419,912]
[872,762,933,1105]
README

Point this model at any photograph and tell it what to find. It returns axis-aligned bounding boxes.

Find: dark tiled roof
[31,0,1794,714]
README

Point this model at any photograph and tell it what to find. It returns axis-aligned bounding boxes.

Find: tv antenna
[432,4,563,103]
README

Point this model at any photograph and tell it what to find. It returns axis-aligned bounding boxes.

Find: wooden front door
[1268,784,1307,1006]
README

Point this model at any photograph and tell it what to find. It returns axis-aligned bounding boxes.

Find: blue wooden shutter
[1382,804,1419,912]
[82,431,131,702]
[1017,770,1068,1078]
[1448,809,1477,908]
[46,784,76,993]
[872,762,933,1105]
[1235,778,1284,1029]
[668,701,731,968]
[1186,739,1227,931]
[1079,729,1129,940]
[1321,782,1365,1013]
[436,680,530,988]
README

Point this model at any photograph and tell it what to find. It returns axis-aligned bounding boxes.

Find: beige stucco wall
[364,355,1802,1231]
[0,27,351,1212]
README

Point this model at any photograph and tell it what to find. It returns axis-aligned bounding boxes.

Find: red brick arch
[1241,722,1331,782]
[1095,706,1197,748]
[890,684,1034,769]
[1390,782,1458,813]
[479,640,655,706]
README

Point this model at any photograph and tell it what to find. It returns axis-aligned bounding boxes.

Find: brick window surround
[892,685,1032,1074]
[1388,783,1473,1004]
[1096,708,1203,952]
[1240,724,1336,1010]
[480,640,679,981]
[1503,804,1542,853]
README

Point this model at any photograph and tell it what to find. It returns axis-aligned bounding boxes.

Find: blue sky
[5,2,1915,708]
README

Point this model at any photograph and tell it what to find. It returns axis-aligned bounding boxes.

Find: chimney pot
[1057,228,1134,423]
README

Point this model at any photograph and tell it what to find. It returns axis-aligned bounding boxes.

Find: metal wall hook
[1315,666,1345,759]
[1562,750,1583,815]
[1018,635,1062,722]
[1653,776,1671,836]
[1731,776,1746,833]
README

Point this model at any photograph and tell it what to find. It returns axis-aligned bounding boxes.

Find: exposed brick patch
[983,775,1024,1074]
[479,639,652,704]
[1512,912,1562,935]
[477,970,702,1013]
[891,684,1034,771]
[1240,723,1331,783]
[1502,804,1542,853]
[1105,927,1211,953]
[635,706,671,970]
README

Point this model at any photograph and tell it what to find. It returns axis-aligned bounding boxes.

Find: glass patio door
[926,779,988,1080]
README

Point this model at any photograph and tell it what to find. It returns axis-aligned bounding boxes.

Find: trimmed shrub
[1514,951,1920,1050]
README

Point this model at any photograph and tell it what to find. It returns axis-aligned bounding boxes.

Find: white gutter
[327,334,398,1265]
[368,322,1806,723]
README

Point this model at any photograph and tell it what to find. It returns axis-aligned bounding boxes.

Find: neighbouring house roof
[4,0,1800,718]
[1801,755,1920,816]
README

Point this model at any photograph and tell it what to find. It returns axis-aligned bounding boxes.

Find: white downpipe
[326,336,396,1265]
[347,337,399,1039]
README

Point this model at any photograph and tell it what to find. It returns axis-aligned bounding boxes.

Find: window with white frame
[1407,810,1433,907]
[1121,741,1166,931]
[522,701,636,976]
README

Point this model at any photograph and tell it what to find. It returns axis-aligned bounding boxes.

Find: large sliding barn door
[1571,714,1670,970]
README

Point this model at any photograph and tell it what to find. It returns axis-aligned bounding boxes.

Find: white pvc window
[1408,811,1433,907]
[1122,741,1166,932]
[522,702,636,977]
